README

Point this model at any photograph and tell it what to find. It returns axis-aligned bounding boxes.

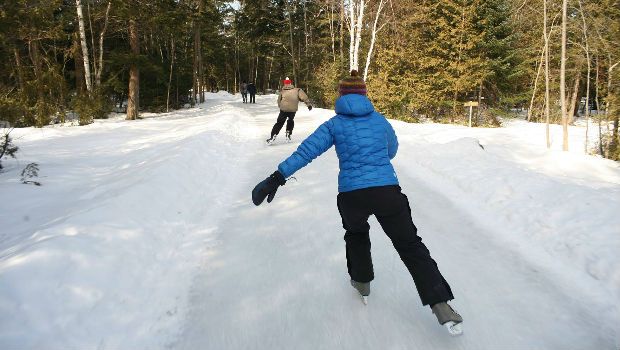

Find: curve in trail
[176,96,616,350]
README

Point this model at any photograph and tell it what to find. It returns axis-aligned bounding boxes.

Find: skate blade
[444,321,463,336]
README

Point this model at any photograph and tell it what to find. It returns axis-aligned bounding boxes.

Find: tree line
[0,0,618,159]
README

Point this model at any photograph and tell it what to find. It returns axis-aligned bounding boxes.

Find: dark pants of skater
[336,185,454,306]
[270,111,296,137]
[241,92,248,103]
[249,93,256,103]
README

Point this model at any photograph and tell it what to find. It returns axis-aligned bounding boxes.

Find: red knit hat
[338,70,367,96]
[283,77,292,85]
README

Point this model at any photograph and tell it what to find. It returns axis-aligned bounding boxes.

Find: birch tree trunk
[87,1,97,83]
[76,0,92,93]
[352,0,365,71]
[578,0,590,153]
[528,44,545,122]
[96,1,112,88]
[560,0,569,151]
[127,19,140,120]
[363,0,387,80]
[348,0,355,70]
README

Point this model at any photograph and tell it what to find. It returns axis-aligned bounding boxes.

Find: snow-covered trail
[175,97,615,350]
[1,94,617,349]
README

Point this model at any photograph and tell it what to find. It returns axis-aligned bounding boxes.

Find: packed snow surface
[1,92,619,349]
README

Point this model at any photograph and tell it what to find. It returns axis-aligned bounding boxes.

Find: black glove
[308,105,313,111]
[252,171,286,206]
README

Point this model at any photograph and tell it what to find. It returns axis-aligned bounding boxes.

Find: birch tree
[363,0,388,80]
[560,0,569,151]
[346,0,365,71]
[95,1,112,88]
[75,0,92,93]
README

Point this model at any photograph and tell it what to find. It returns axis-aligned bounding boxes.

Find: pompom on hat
[338,70,367,96]
[283,77,292,85]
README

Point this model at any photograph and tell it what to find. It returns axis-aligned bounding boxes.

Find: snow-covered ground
[1,92,618,349]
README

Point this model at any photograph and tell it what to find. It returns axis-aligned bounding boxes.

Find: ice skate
[285,131,292,142]
[350,280,370,305]
[431,302,463,336]
[266,135,277,145]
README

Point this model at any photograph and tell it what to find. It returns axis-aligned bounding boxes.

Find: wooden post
[464,101,479,127]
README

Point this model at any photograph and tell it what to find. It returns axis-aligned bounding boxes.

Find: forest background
[0,0,619,159]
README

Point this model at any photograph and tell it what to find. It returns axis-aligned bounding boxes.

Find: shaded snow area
[1,92,619,349]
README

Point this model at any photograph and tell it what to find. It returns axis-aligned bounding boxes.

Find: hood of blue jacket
[335,94,375,117]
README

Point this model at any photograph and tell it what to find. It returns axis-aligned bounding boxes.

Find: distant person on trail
[240,81,248,103]
[251,70,463,336]
[265,77,312,144]
[247,82,257,103]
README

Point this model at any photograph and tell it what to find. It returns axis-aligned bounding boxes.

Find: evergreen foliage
[0,0,618,159]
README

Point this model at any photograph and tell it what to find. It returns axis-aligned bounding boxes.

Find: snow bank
[0,98,256,349]
[393,119,620,302]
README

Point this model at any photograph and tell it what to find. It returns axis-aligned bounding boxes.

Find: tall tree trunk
[193,17,200,105]
[339,0,344,65]
[609,59,620,155]
[303,0,310,89]
[13,47,24,92]
[285,0,298,83]
[76,0,92,93]
[268,50,275,90]
[596,57,603,155]
[329,1,336,62]
[363,0,386,80]
[577,0,591,153]
[96,1,112,88]
[73,32,86,94]
[348,0,355,70]
[568,69,582,120]
[234,32,239,93]
[353,0,365,71]
[87,1,97,83]
[451,5,467,122]
[167,37,175,112]
[560,0,569,151]
[29,40,45,103]
[544,0,551,148]
[198,0,204,103]
[127,19,140,120]
[528,43,545,122]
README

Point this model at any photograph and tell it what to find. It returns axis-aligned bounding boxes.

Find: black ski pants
[249,93,256,103]
[270,111,296,137]
[336,185,454,306]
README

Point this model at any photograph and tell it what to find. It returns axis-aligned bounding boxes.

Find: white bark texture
[363,0,386,80]
[76,0,92,93]
[96,1,112,88]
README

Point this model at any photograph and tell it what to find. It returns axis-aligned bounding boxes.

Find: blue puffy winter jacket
[278,94,399,193]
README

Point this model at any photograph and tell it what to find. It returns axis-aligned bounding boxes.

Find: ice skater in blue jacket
[252,70,463,335]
